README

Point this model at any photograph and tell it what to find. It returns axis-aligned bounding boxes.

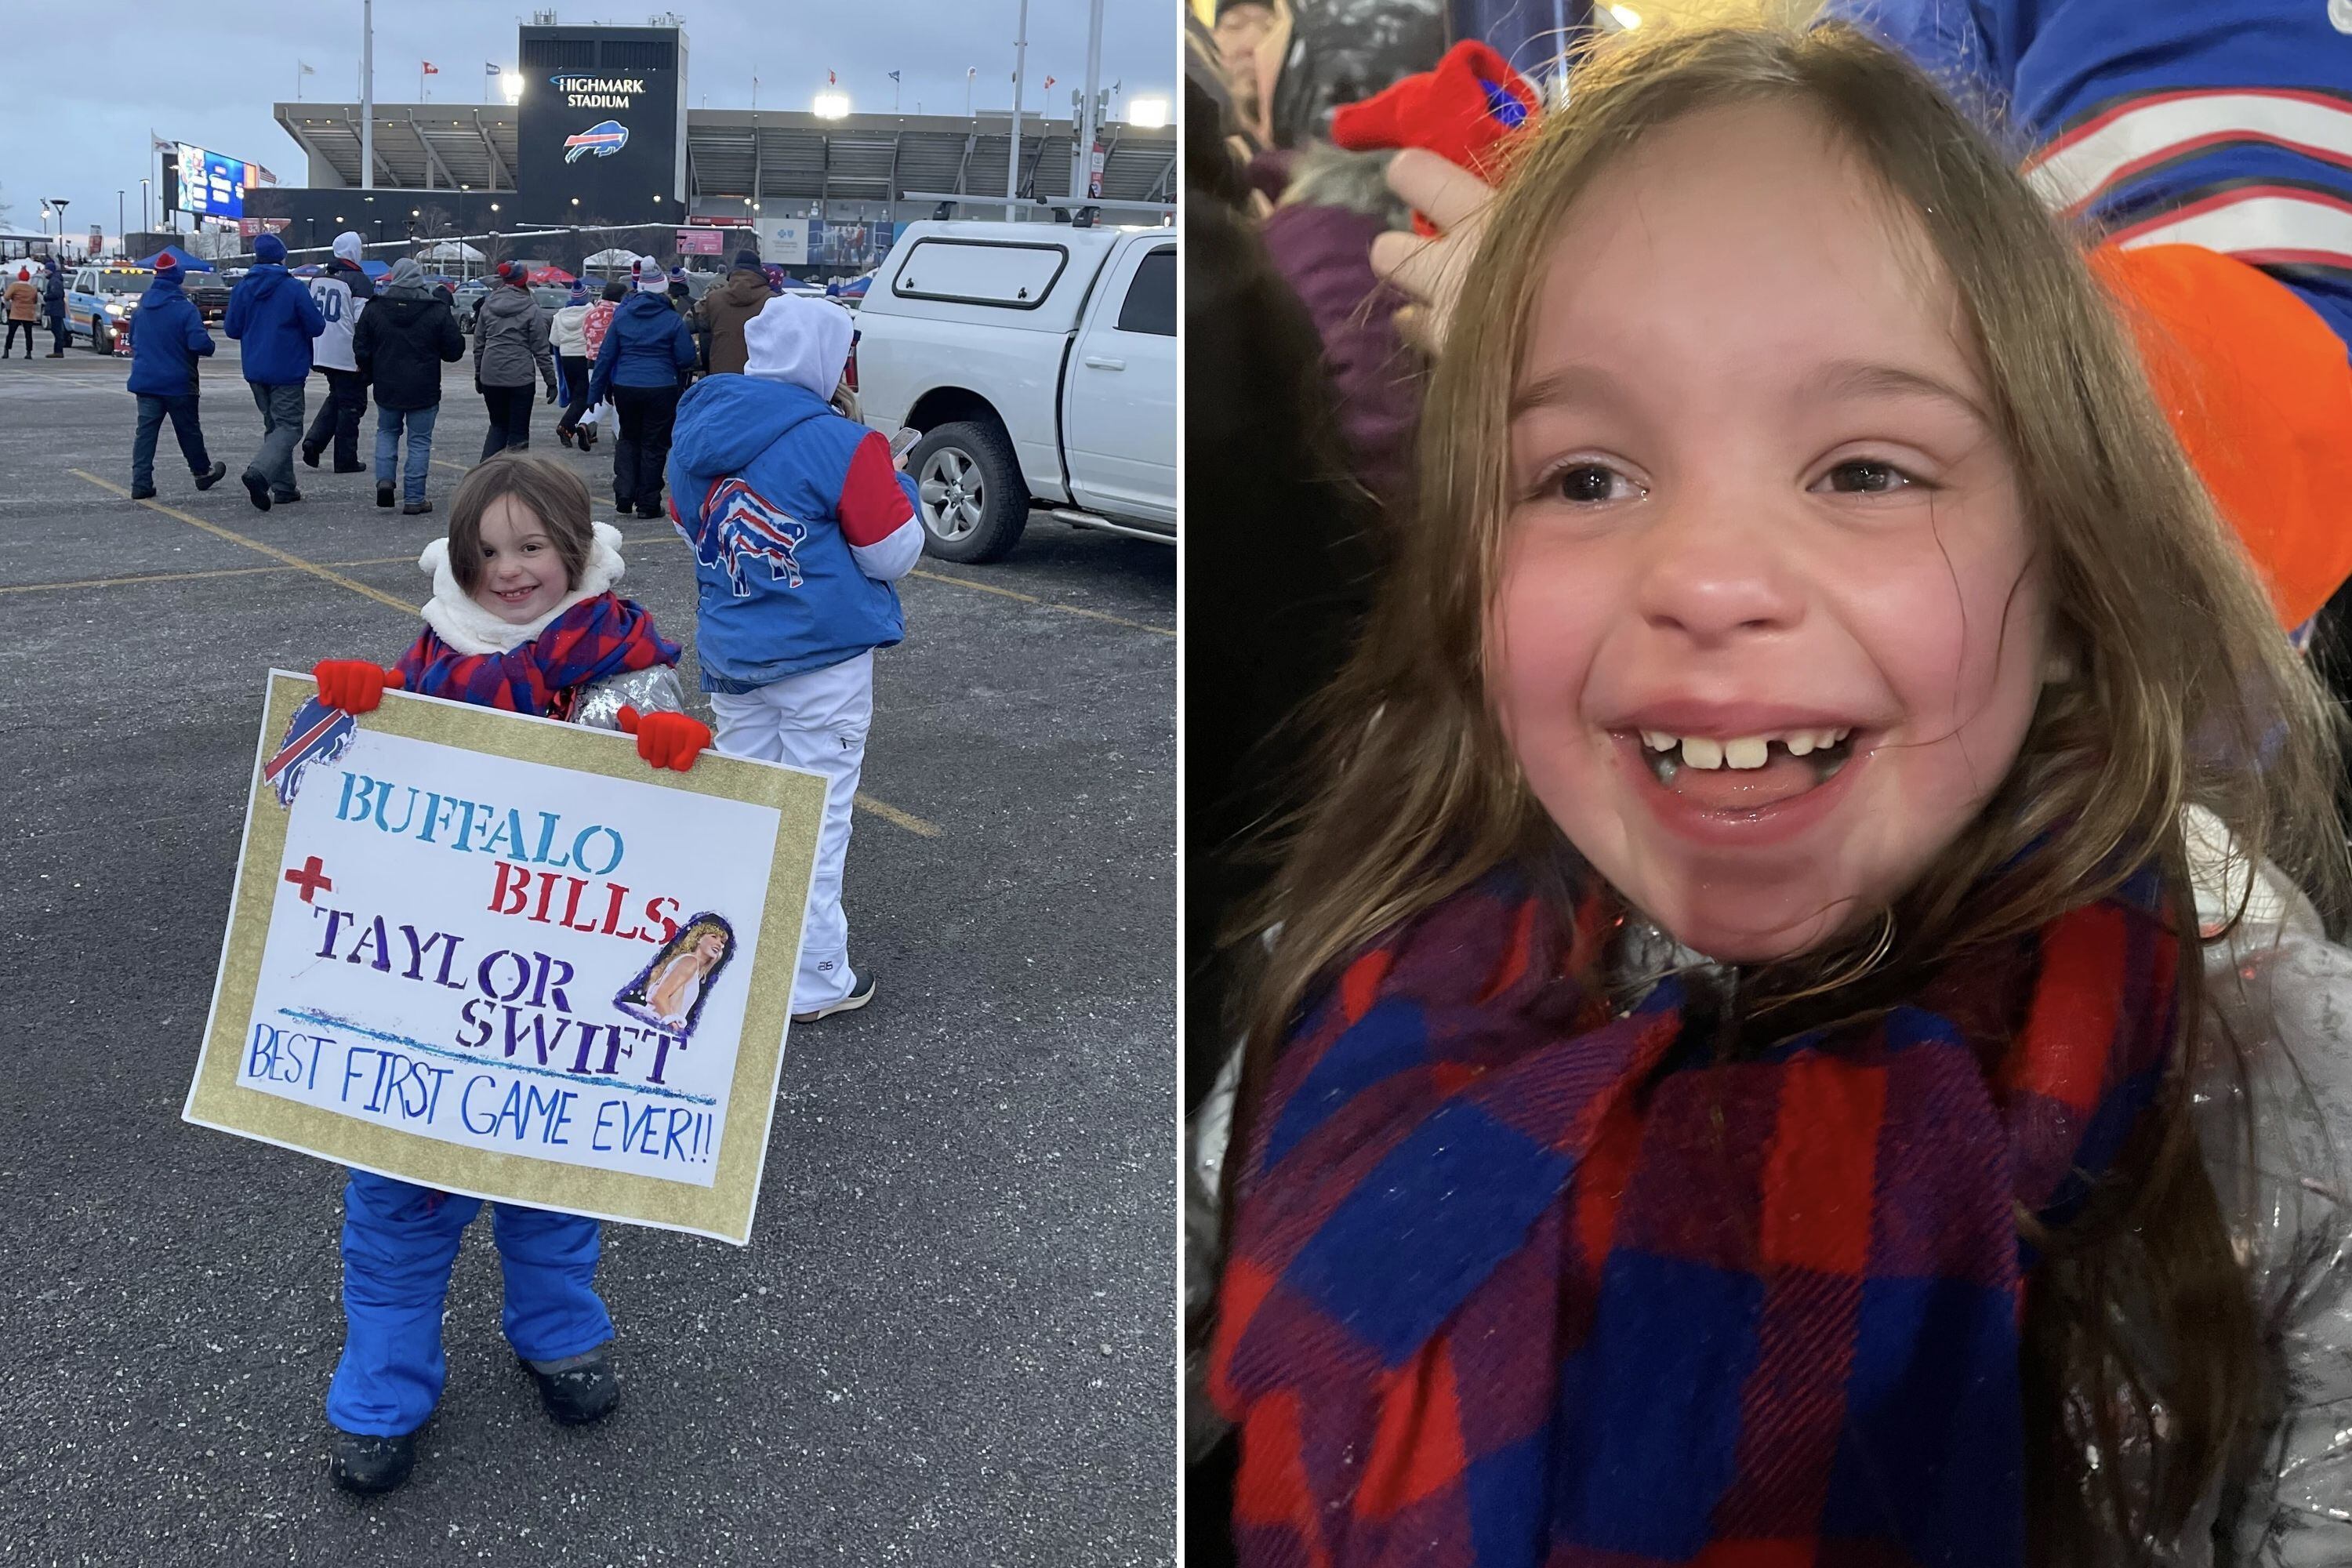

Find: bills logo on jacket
[681,478,810,596]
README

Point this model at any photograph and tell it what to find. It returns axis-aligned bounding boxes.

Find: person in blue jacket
[666,293,925,1022]
[223,232,325,512]
[124,252,229,499]
[585,270,698,519]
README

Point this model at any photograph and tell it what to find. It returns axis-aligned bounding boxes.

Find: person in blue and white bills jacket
[665,293,924,1025]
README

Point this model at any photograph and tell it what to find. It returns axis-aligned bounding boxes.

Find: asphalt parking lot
[0,343,1176,1566]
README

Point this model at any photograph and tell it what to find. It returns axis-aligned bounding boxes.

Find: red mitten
[617,706,713,773]
[312,659,404,714]
[1330,41,1539,235]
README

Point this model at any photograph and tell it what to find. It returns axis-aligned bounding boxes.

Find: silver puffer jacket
[1185,814,2352,1561]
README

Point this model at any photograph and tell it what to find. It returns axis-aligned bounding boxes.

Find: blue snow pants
[326,1169,612,1436]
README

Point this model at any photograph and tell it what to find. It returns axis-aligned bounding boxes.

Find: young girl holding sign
[1206,24,2352,1565]
[310,452,711,1494]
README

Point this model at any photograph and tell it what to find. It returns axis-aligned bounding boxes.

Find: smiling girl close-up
[1189,18,2352,1567]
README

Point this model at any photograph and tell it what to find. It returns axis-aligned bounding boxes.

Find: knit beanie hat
[332,231,364,264]
[601,279,628,302]
[568,280,588,303]
[254,233,287,264]
[16,268,27,281]
[734,249,762,271]
[154,252,180,278]
[636,270,670,292]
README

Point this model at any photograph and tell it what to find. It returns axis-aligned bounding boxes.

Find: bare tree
[413,205,456,242]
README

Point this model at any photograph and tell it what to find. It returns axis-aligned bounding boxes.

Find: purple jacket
[1258,201,1419,504]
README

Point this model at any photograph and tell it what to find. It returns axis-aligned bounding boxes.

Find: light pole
[140,177,151,235]
[1071,0,1104,205]
[48,198,71,255]
[1006,0,1029,217]
[361,0,376,192]
[117,191,125,255]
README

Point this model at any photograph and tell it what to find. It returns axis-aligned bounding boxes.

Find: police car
[66,265,152,354]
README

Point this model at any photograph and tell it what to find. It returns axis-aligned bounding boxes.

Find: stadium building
[239,20,1175,274]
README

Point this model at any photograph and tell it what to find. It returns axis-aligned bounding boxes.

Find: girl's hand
[617,706,712,773]
[1370,149,1500,355]
[312,660,404,714]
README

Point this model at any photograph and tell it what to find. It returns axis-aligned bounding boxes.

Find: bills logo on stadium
[563,120,630,162]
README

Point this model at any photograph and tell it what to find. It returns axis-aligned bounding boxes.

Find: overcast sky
[0,1,1173,241]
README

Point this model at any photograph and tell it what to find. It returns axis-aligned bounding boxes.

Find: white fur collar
[417,520,627,654]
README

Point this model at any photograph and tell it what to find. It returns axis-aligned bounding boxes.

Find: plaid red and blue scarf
[1209,872,2178,1568]
[394,591,680,720]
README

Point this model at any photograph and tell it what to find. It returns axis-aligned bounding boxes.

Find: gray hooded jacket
[471,283,555,391]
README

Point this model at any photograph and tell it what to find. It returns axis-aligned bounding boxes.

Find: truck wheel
[89,318,111,354]
[910,420,1029,564]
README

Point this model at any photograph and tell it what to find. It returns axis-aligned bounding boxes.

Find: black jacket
[42,265,64,314]
[352,285,464,410]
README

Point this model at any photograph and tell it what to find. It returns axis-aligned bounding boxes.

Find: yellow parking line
[907,567,1174,637]
[854,793,943,838]
[67,470,416,614]
[0,556,413,597]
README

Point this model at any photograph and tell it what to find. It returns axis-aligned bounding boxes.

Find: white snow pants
[708,651,873,1012]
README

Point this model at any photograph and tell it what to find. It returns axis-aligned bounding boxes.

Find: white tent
[583,248,653,273]
[420,240,485,262]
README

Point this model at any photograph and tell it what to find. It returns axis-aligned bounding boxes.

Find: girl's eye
[1817,459,1922,495]
[1544,462,1642,505]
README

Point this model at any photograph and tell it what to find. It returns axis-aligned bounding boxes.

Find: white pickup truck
[850,220,1177,563]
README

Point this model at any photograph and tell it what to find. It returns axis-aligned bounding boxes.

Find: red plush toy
[617,705,713,773]
[1330,40,1541,235]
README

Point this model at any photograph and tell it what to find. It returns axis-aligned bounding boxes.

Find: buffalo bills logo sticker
[265,695,357,808]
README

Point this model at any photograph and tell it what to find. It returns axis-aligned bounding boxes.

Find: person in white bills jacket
[300,231,373,474]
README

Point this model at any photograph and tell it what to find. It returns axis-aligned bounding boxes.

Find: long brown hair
[1231,20,2349,1561]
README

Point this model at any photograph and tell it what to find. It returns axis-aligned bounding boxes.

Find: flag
[888,70,901,82]
[1044,75,1056,90]
[422,61,440,75]
[828,69,837,85]
[485,61,503,75]
[299,61,317,77]
[151,130,172,151]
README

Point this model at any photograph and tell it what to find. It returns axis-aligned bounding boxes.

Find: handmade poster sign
[185,670,826,1244]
